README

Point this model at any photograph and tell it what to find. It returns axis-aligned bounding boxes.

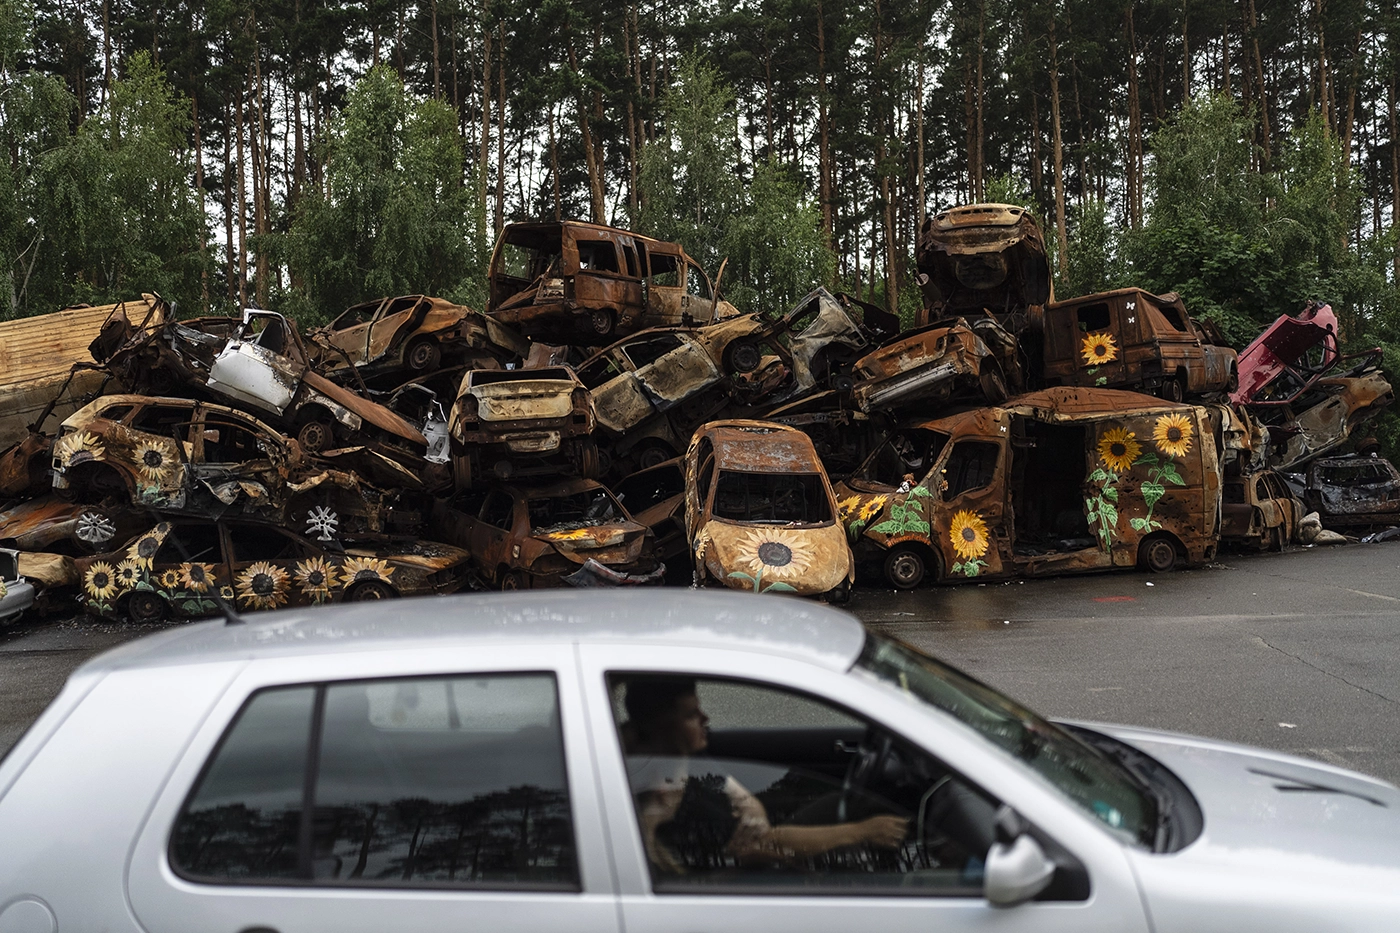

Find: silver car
[0,547,36,624]
[1,591,1396,931]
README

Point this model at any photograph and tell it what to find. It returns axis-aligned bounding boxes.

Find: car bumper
[563,558,666,587]
[0,578,37,622]
[854,360,962,411]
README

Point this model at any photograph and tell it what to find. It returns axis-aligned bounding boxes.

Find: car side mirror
[984,805,1055,907]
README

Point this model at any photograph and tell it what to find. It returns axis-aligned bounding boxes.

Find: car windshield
[712,471,832,524]
[854,633,1157,847]
[529,490,623,533]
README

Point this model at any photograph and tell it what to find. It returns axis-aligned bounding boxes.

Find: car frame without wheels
[1,590,1396,932]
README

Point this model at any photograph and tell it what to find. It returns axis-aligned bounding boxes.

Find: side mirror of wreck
[984,806,1056,907]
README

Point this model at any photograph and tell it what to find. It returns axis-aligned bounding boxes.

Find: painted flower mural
[125,526,168,569]
[1152,413,1194,459]
[726,528,814,593]
[159,569,183,590]
[179,562,216,593]
[84,562,118,602]
[948,510,992,577]
[235,561,290,610]
[294,556,340,601]
[133,438,179,483]
[114,559,141,588]
[1080,332,1119,366]
[342,556,395,585]
[1097,427,1141,473]
[55,431,105,467]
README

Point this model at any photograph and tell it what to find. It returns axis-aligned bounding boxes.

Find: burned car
[835,388,1221,588]
[429,478,661,589]
[611,456,687,564]
[95,308,430,461]
[486,220,739,340]
[850,315,1021,413]
[1042,288,1237,401]
[1295,455,1400,530]
[915,203,1051,334]
[0,495,143,556]
[1249,366,1394,470]
[1220,470,1302,551]
[448,366,599,487]
[74,519,472,623]
[307,294,528,385]
[1232,301,1339,405]
[685,420,853,600]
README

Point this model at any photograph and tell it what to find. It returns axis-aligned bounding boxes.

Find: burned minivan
[1042,288,1237,400]
[486,221,739,340]
[834,388,1221,588]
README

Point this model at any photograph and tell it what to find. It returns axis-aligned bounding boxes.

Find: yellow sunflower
[235,561,290,610]
[1097,427,1141,473]
[126,530,165,569]
[55,431,105,467]
[733,528,816,582]
[948,510,990,560]
[857,496,889,523]
[84,561,118,601]
[133,438,178,483]
[1153,413,1194,459]
[179,562,217,593]
[159,569,183,590]
[219,585,236,601]
[836,495,862,523]
[342,556,395,584]
[114,559,142,588]
[294,556,340,601]
[1080,331,1119,366]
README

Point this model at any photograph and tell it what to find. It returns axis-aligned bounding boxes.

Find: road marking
[1093,596,1135,602]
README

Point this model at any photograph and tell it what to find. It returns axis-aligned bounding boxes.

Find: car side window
[227,524,307,562]
[171,673,578,889]
[940,441,1000,499]
[154,523,223,565]
[481,490,516,530]
[608,674,998,896]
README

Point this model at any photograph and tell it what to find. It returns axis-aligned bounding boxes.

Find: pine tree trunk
[974,0,985,202]
[567,34,606,225]
[549,103,562,221]
[479,14,491,225]
[235,85,248,308]
[432,0,441,99]
[1126,6,1143,228]
[1390,74,1398,280]
[1247,0,1271,161]
[817,0,833,250]
[192,91,209,310]
[495,22,506,236]
[1049,17,1069,274]
[916,32,926,230]
[625,7,638,219]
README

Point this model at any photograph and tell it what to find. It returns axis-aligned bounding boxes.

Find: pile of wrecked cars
[0,206,1394,624]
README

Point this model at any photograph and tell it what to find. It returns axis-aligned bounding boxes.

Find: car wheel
[405,337,441,372]
[724,339,762,374]
[824,580,852,604]
[127,590,169,623]
[590,309,615,337]
[500,570,528,591]
[577,438,601,479]
[636,442,674,470]
[296,416,335,453]
[1138,534,1180,572]
[884,546,926,589]
[73,507,118,552]
[1160,376,1186,404]
[1268,525,1286,552]
[346,580,396,601]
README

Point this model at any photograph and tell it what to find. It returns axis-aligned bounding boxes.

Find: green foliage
[721,161,836,314]
[282,65,487,323]
[1061,199,1120,300]
[870,484,932,536]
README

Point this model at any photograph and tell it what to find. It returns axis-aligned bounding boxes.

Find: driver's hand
[856,814,909,848]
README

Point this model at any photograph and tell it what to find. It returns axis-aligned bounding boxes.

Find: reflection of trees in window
[311,785,575,884]
[173,802,304,879]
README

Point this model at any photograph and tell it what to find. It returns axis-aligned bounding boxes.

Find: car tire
[1138,534,1180,572]
[296,415,335,453]
[884,546,927,589]
[577,438,601,479]
[590,309,615,337]
[500,570,528,591]
[824,580,852,605]
[405,337,441,372]
[724,339,762,374]
[126,590,169,623]
[636,442,674,470]
[1160,375,1186,404]
[1268,525,1286,553]
[346,580,396,601]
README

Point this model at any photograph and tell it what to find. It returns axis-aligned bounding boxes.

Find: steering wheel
[837,728,895,822]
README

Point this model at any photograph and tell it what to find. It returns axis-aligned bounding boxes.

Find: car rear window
[170,673,578,889]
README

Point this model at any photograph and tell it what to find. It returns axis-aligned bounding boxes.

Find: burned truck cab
[835,388,1221,588]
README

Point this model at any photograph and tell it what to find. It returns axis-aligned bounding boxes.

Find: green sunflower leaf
[1102,486,1119,502]
[1100,502,1119,526]
[908,485,933,498]
[760,582,797,593]
[908,519,931,534]
[871,520,902,535]
[1141,480,1165,508]
[1088,468,1109,482]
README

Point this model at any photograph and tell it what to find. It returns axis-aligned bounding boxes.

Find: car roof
[74,590,867,677]
[693,420,824,473]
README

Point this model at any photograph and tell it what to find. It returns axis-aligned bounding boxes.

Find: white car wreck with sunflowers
[684,420,854,602]
[834,388,1222,589]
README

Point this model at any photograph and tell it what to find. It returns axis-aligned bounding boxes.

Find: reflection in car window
[855,634,1157,848]
[608,674,996,895]
[170,674,578,889]
[651,254,681,288]
[713,472,832,524]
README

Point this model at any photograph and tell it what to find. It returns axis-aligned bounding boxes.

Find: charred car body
[1232,302,1340,405]
[1293,455,1400,530]
[851,316,1022,413]
[1042,288,1237,401]
[1220,470,1302,551]
[685,420,854,600]
[487,221,739,340]
[915,203,1051,334]
[1248,366,1393,470]
[308,294,527,386]
[74,519,472,623]
[836,388,1221,588]
[429,478,661,588]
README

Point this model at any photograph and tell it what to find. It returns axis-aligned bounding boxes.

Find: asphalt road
[3,542,1398,785]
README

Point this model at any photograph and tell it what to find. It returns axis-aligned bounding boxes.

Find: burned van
[486,221,739,341]
[1042,288,1237,401]
[834,387,1221,588]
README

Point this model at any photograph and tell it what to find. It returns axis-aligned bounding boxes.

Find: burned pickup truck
[835,388,1221,588]
[1041,288,1237,401]
[486,221,739,340]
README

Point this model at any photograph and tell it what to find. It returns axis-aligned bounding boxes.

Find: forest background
[2,0,1399,447]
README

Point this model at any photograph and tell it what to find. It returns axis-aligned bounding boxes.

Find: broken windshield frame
[711,471,833,525]
[529,490,624,534]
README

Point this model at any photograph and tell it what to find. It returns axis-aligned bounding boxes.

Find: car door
[126,645,619,933]
[576,643,1151,933]
[926,427,1009,580]
[223,521,326,611]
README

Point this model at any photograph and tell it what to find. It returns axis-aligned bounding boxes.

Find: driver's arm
[723,777,908,859]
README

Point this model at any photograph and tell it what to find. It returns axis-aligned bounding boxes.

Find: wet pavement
[3,542,1399,784]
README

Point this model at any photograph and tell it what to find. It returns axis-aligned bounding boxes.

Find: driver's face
[673,694,710,754]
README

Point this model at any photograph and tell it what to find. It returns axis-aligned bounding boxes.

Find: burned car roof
[694,420,827,473]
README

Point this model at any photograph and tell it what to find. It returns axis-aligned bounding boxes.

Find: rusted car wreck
[915,203,1051,333]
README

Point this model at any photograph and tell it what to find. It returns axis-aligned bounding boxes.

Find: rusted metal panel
[1256,370,1394,470]
[915,203,1050,332]
[449,367,597,484]
[1232,302,1340,404]
[683,420,853,597]
[1042,288,1237,397]
[1221,470,1300,549]
[851,316,1019,413]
